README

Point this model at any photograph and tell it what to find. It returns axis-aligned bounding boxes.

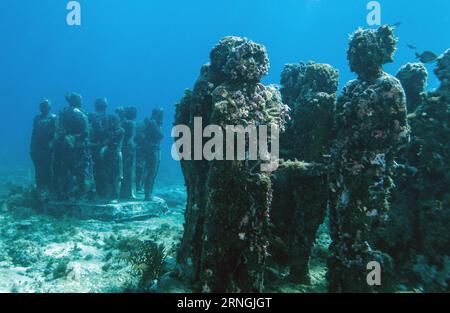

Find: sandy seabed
[0,168,329,293]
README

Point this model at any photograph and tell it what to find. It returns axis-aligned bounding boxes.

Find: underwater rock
[7,239,42,267]
[30,99,57,192]
[271,61,338,284]
[53,93,96,201]
[155,187,187,210]
[328,26,409,292]
[396,63,428,113]
[176,37,287,292]
[39,198,168,222]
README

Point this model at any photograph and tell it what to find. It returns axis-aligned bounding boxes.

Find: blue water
[0,0,449,182]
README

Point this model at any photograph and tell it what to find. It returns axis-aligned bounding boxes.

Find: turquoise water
[0,0,448,180]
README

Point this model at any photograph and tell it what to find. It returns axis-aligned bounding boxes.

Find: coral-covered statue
[271,61,338,283]
[328,26,409,292]
[176,37,287,292]
[392,49,450,292]
[396,63,428,113]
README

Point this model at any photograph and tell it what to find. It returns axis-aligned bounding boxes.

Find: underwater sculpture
[328,26,410,292]
[175,63,216,284]
[396,63,428,113]
[30,99,57,192]
[411,49,450,292]
[120,106,138,200]
[176,36,288,292]
[135,119,145,193]
[138,108,164,201]
[89,98,111,198]
[30,94,166,224]
[271,61,338,283]
[386,49,450,291]
[378,63,430,274]
[103,112,124,201]
[53,92,96,201]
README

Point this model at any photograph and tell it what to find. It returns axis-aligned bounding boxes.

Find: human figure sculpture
[89,98,110,198]
[176,37,289,292]
[103,113,124,201]
[140,108,164,201]
[396,63,428,113]
[271,61,338,283]
[328,26,409,292]
[120,106,138,200]
[30,99,57,191]
[54,93,95,201]
[385,50,450,292]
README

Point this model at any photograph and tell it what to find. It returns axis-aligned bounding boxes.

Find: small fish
[416,51,438,64]
[390,22,403,28]
[407,44,417,50]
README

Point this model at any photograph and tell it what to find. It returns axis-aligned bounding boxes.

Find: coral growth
[210,36,270,84]
[125,240,167,291]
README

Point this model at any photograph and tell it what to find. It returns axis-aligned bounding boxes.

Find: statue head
[210,36,270,84]
[115,107,125,121]
[65,92,83,108]
[152,108,164,126]
[95,98,108,113]
[124,106,137,121]
[435,49,450,90]
[396,63,428,111]
[303,62,339,95]
[39,99,52,115]
[347,25,398,80]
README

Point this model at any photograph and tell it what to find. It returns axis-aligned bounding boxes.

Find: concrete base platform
[40,197,169,222]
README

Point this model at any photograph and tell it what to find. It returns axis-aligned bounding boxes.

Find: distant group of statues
[30,93,164,202]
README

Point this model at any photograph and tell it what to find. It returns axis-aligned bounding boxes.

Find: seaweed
[124,240,167,291]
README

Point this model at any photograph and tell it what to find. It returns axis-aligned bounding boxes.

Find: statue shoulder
[381,72,403,88]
